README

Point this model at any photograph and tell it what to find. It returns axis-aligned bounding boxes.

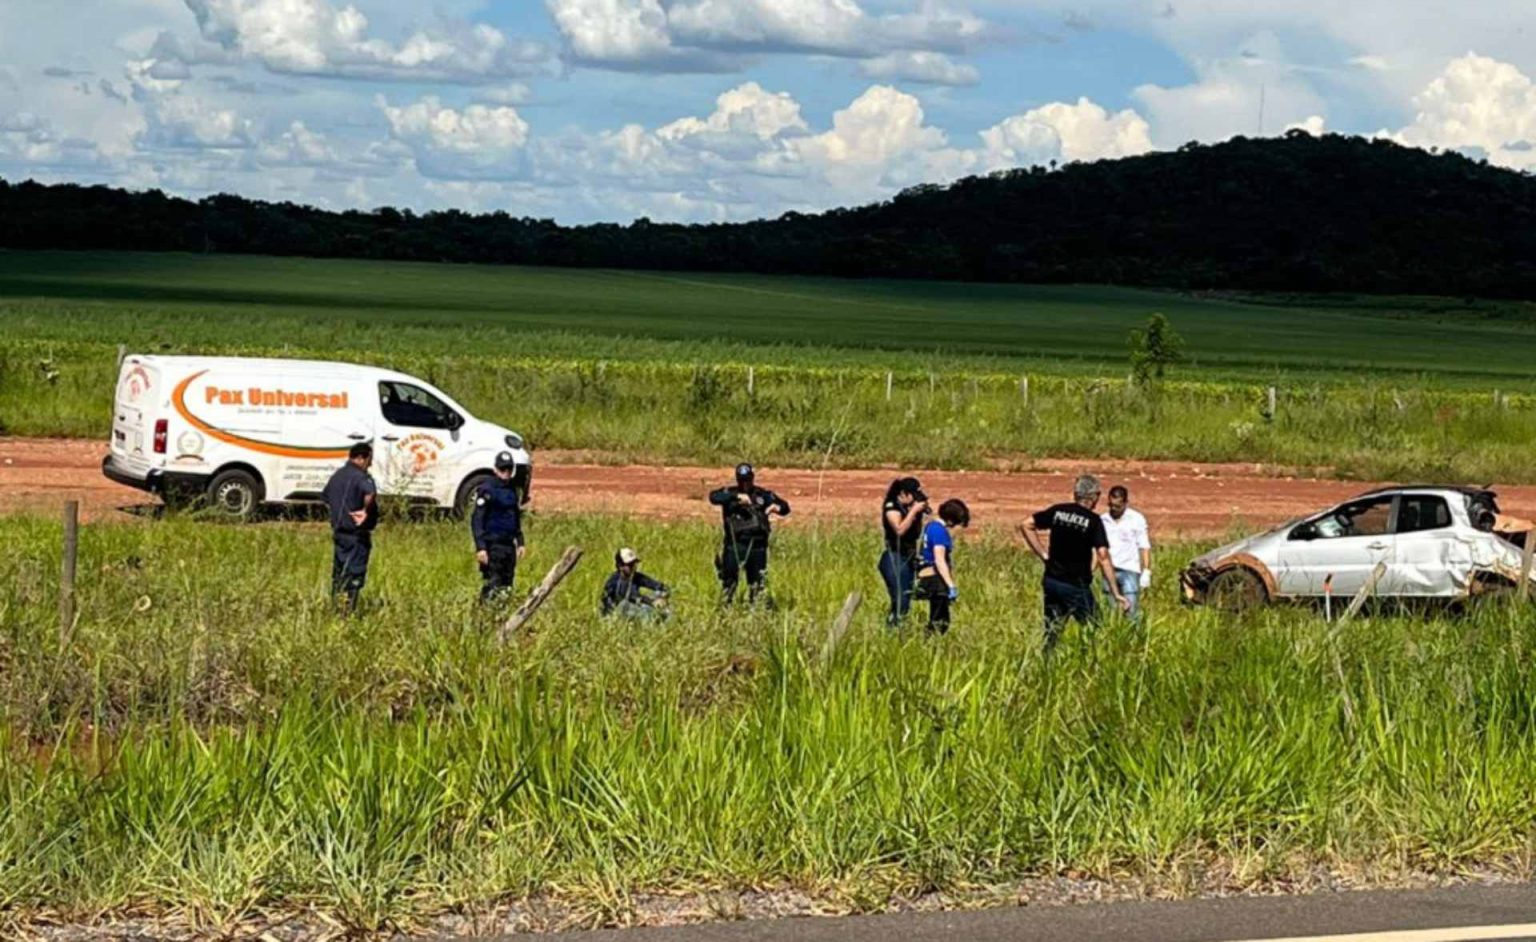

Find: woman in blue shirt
[878,477,928,626]
[916,499,971,634]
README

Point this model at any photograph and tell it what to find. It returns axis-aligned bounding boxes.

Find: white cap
[616,547,640,566]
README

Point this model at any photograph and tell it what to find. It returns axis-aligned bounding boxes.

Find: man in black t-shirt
[321,442,379,614]
[1019,474,1129,647]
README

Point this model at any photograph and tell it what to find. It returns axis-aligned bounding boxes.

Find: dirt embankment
[5,438,1535,540]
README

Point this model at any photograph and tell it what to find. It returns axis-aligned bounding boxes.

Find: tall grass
[2,512,1534,933]
[6,337,1536,481]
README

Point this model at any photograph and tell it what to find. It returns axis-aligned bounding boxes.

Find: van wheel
[1207,568,1267,613]
[207,469,263,521]
[454,473,493,519]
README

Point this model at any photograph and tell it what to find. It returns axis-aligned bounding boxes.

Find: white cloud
[381,95,531,179]
[140,91,255,149]
[1394,53,1536,169]
[1287,114,1326,135]
[982,97,1153,165]
[547,0,986,72]
[1133,56,1326,147]
[257,119,334,165]
[659,81,808,156]
[859,51,979,86]
[182,0,552,81]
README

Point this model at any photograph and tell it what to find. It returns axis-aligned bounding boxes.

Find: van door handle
[381,435,399,442]
[348,433,368,441]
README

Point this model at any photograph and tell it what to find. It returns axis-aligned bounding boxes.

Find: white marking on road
[1227,924,1536,942]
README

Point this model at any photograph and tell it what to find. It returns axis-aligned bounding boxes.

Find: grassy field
[3,510,1535,934]
[5,251,1536,480]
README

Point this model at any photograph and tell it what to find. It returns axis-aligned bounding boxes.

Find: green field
[4,251,1536,480]
[4,510,1535,934]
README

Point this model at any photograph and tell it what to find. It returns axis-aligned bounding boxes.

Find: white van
[102,354,532,519]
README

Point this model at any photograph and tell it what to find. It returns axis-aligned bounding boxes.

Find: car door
[1276,495,1396,597]
[1390,492,1469,597]
[375,379,459,499]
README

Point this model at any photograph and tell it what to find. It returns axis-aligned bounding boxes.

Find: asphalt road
[542,885,1536,942]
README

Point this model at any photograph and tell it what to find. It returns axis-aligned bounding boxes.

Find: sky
[2,0,1536,224]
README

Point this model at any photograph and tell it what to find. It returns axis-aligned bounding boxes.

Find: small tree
[1129,313,1186,387]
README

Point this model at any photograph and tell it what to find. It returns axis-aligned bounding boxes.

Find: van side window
[379,381,456,430]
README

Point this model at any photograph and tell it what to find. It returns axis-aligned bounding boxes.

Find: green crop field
[4,250,1536,481]
[3,511,1534,935]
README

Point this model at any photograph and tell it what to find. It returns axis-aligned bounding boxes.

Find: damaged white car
[1181,486,1534,611]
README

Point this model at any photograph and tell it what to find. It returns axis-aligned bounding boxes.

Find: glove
[1139,570,1151,590]
[948,586,959,601]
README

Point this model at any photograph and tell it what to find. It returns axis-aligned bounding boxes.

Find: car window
[1312,496,1394,539]
[379,381,456,430]
[1396,495,1452,534]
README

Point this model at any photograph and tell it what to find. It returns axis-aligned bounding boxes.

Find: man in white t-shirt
[1101,485,1152,620]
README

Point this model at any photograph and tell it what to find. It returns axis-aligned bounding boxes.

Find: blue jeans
[1106,568,1142,621]
[1043,575,1097,648]
[878,551,916,625]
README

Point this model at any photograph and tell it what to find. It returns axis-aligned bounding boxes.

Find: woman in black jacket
[878,476,928,626]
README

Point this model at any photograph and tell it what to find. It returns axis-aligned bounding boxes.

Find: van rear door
[111,358,162,475]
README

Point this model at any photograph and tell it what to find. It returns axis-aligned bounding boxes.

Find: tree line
[4,132,1535,297]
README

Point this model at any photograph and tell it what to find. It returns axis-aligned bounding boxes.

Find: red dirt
[5,438,1535,540]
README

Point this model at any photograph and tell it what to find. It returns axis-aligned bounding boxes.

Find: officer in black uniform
[471,451,526,603]
[708,463,791,605]
[321,442,378,615]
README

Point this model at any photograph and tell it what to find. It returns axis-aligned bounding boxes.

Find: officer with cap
[471,451,526,603]
[708,463,791,605]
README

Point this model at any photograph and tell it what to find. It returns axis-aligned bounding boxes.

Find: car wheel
[454,472,493,519]
[1207,567,1267,613]
[206,468,263,521]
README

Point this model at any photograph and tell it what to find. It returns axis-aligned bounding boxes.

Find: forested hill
[4,133,1536,296]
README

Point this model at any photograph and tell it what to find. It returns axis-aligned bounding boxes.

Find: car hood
[1189,518,1303,569]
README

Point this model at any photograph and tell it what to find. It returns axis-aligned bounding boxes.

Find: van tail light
[153,419,168,454]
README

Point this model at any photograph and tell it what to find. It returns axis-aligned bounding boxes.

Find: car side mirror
[446,411,463,431]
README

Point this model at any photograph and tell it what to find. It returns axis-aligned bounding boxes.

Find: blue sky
[2,0,1535,223]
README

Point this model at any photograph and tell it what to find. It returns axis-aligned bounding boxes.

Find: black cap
[494,451,517,471]
[735,462,754,479]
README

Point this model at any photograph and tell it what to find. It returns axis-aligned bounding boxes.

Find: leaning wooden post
[60,500,79,646]
[822,591,862,661]
[1519,531,1535,601]
[499,546,583,643]
[1339,561,1387,624]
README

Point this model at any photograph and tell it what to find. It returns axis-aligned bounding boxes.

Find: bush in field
[1129,313,1186,388]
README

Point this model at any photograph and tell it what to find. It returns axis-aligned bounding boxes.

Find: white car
[102,354,532,520]
[1181,486,1534,610]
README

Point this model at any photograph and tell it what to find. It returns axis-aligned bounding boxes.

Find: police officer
[471,451,526,603]
[708,463,791,605]
[321,442,378,614]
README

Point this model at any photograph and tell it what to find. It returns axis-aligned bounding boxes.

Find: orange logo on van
[399,434,443,473]
[172,371,352,460]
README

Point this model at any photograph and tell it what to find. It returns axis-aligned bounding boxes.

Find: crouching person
[601,547,671,621]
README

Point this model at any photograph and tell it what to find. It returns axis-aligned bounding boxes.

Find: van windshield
[379,381,458,430]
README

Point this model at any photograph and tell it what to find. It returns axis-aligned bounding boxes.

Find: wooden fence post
[60,500,79,646]
[822,591,862,661]
[1266,386,1277,421]
[499,546,583,642]
[928,373,936,394]
[1339,561,1387,623]
[885,371,893,402]
[747,366,755,396]
[1020,375,1029,407]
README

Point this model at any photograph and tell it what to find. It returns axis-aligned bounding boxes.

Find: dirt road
[5,438,1535,540]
